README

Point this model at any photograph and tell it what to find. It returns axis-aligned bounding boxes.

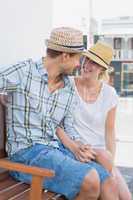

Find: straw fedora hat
[45,27,85,53]
[82,41,113,69]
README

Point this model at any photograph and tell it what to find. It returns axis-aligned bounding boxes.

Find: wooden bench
[0,98,65,200]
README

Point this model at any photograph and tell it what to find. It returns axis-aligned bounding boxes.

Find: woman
[57,42,131,200]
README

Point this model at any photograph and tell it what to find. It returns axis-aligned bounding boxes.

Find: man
[0,27,118,200]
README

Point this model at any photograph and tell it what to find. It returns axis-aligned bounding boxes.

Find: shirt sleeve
[0,59,31,93]
[62,93,81,141]
[108,87,119,111]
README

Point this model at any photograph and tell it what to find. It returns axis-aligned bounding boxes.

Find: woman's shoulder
[103,82,117,96]
[102,82,119,109]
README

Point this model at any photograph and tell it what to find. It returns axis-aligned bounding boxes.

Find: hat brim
[82,51,109,69]
[45,39,85,53]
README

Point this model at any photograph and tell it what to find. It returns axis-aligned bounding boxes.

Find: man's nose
[75,64,80,69]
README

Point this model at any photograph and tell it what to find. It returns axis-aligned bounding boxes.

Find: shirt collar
[35,58,48,82]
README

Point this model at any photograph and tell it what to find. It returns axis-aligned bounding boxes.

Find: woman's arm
[92,107,117,173]
[105,106,117,161]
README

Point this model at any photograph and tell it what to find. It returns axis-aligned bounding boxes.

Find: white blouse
[70,77,119,148]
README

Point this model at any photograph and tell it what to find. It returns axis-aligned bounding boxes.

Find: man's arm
[57,124,113,170]
[0,59,31,93]
[56,127,96,162]
[61,94,81,140]
[56,127,78,152]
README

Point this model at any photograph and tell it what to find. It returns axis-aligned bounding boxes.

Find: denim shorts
[10,143,110,200]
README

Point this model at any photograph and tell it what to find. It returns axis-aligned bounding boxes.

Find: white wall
[53,0,91,35]
[0,0,53,66]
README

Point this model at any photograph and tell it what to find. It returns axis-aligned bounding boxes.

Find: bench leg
[30,175,44,200]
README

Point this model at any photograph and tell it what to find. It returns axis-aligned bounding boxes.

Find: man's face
[60,53,81,75]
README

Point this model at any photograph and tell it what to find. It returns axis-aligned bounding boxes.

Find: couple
[0,27,130,200]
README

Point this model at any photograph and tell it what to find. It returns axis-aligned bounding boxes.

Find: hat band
[89,50,109,66]
[50,41,84,50]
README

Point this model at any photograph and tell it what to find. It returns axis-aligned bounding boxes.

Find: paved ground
[118,166,133,197]
[115,98,133,197]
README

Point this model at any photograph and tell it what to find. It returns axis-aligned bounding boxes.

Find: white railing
[113,49,133,60]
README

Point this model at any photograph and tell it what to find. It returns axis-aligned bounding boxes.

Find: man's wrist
[69,141,79,154]
[75,140,83,147]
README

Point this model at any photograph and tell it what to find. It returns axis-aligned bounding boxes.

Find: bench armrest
[0,158,54,177]
[0,158,55,200]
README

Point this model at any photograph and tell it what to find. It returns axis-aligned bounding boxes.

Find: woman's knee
[126,193,132,200]
[120,192,132,200]
[81,169,100,197]
[102,176,118,194]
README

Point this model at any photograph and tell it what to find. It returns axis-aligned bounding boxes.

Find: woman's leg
[88,161,119,200]
[113,167,132,200]
[94,149,113,173]
[99,176,119,200]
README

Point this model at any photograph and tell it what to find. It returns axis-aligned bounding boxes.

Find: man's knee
[81,169,100,197]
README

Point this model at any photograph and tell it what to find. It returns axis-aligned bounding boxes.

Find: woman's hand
[72,142,97,163]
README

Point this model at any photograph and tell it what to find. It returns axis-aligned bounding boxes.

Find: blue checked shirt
[0,58,80,155]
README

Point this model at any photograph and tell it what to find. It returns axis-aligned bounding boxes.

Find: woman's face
[81,57,103,80]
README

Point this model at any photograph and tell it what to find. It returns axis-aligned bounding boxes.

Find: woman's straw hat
[82,41,113,69]
[45,27,85,53]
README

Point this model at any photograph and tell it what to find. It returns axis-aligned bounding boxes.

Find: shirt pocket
[47,96,66,125]
[27,92,41,113]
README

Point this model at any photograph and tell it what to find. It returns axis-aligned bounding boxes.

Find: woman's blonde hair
[98,65,114,82]
[98,69,109,82]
